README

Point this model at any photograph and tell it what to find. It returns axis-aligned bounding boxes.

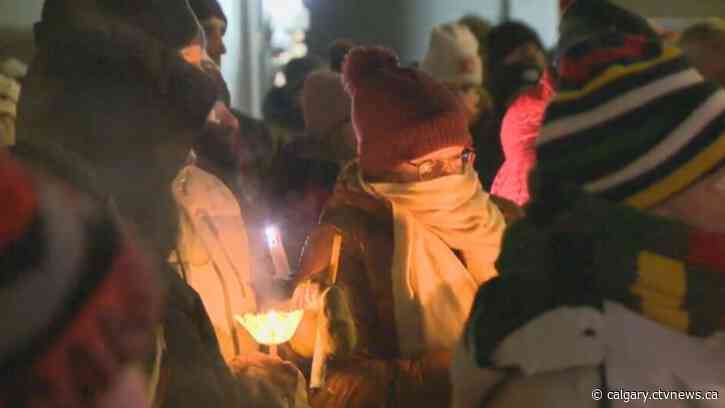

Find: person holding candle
[287,46,506,408]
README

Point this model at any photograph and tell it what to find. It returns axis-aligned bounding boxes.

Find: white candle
[265,225,292,280]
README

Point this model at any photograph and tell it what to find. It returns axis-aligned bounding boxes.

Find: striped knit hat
[535,32,725,209]
[0,153,161,407]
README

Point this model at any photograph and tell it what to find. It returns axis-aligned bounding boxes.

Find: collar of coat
[465,186,725,368]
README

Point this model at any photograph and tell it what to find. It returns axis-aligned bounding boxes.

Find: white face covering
[359,167,506,355]
[362,166,506,272]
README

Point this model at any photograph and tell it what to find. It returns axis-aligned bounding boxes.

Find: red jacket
[491,71,555,206]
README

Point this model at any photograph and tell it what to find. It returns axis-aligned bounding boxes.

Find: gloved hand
[288,282,358,361]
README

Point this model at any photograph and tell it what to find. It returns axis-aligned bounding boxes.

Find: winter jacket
[287,163,502,408]
[490,71,555,206]
[453,188,725,407]
[172,164,259,363]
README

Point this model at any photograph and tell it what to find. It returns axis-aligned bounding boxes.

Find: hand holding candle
[235,309,304,357]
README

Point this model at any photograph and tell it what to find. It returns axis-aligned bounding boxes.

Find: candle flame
[235,309,303,345]
[265,225,280,247]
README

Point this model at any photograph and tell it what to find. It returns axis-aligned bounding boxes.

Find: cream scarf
[360,167,505,356]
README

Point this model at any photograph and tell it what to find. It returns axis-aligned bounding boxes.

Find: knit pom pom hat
[421,23,483,87]
[557,0,659,57]
[535,31,725,209]
[342,46,472,174]
[0,153,161,407]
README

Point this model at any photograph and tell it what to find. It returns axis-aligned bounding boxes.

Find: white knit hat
[421,23,483,86]
[0,58,28,80]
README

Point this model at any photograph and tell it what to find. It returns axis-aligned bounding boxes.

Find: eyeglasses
[408,148,476,181]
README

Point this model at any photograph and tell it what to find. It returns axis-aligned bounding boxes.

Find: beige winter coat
[172,164,258,362]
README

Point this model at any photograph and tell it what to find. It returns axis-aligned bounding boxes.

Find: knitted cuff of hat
[37,22,217,129]
[358,109,473,174]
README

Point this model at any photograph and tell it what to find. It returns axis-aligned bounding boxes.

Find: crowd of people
[2,0,725,407]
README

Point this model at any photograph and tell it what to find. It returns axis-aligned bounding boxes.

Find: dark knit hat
[535,32,725,209]
[487,21,544,70]
[557,0,659,57]
[0,153,161,407]
[342,46,472,174]
[189,0,228,24]
[39,0,200,50]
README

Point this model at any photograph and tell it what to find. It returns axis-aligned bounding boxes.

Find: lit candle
[265,225,292,280]
[235,309,304,357]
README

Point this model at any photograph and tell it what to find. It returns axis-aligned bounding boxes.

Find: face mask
[490,63,543,109]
